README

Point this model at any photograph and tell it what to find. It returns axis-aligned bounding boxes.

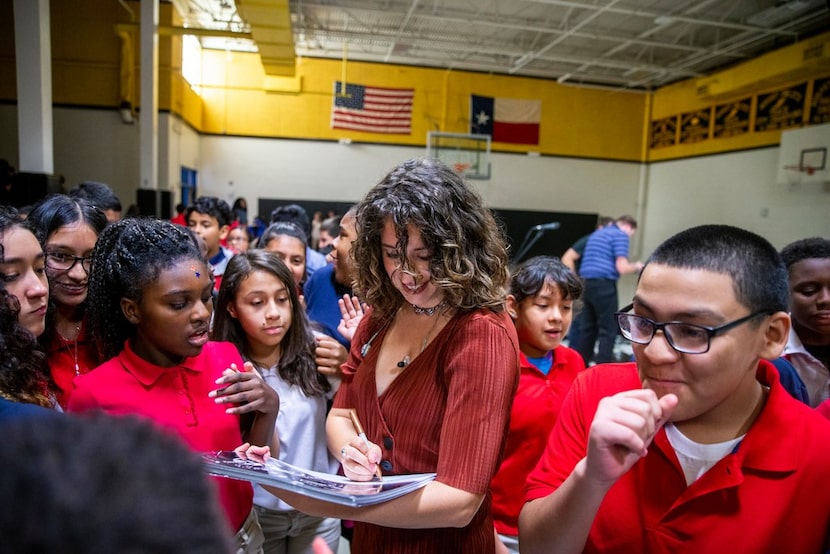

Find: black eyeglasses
[45,251,93,274]
[615,303,773,354]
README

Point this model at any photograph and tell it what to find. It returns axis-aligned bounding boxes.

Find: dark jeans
[572,278,619,364]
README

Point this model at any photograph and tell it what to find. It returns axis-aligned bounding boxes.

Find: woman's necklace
[410,301,446,317]
[59,323,82,376]
[397,312,445,368]
[249,358,276,370]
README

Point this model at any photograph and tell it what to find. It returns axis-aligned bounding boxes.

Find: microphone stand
[512,228,544,265]
[511,223,561,265]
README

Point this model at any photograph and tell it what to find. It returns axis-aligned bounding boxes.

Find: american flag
[331,82,414,134]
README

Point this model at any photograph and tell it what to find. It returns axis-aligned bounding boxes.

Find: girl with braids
[0,206,49,339]
[27,194,107,408]
[68,218,279,553]
[213,250,340,554]
[254,158,521,554]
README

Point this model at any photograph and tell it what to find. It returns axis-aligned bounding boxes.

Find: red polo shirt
[68,340,253,533]
[46,322,98,410]
[490,346,584,536]
[526,361,830,553]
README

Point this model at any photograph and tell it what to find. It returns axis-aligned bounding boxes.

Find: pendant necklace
[397,311,445,368]
[60,323,82,376]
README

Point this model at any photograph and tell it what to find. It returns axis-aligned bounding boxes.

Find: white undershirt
[664,423,744,486]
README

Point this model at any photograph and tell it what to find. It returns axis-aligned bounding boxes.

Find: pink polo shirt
[490,346,584,536]
[525,361,830,553]
[68,340,253,533]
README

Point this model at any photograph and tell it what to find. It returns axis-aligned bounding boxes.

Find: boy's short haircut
[186,196,233,228]
[616,214,637,229]
[780,237,830,268]
[269,204,311,239]
[647,224,788,314]
[68,181,122,212]
[509,255,583,303]
[0,412,232,552]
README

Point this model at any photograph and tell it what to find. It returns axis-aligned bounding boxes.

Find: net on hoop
[782,165,811,187]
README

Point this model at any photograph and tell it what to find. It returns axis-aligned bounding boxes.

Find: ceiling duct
[746,0,828,27]
[235,0,296,76]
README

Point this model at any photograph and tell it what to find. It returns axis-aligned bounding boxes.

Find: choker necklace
[410,301,445,317]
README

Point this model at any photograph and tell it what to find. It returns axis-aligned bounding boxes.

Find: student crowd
[0,159,828,554]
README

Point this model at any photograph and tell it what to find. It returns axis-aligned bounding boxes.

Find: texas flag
[470,94,541,145]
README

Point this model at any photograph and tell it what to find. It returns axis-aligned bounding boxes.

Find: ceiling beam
[384,0,420,62]
[510,0,626,74]
[296,2,724,56]
[520,0,799,36]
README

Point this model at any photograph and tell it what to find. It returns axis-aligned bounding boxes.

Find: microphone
[532,221,561,231]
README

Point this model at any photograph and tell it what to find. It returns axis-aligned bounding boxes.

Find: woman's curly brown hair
[0,285,54,407]
[352,157,509,321]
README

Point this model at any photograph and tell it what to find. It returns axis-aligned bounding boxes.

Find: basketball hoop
[784,164,816,176]
[452,162,472,174]
[782,164,804,188]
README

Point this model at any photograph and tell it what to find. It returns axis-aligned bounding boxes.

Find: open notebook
[202,450,436,507]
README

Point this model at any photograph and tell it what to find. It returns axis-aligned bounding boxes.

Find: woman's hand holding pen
[209,361,280,415]
[340,438,383,482]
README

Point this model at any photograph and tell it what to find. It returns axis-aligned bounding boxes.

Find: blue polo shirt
[578,224,630,280]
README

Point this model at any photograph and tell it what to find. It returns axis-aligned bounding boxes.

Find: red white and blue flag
[331,82,414,134]
[470,94,541,145]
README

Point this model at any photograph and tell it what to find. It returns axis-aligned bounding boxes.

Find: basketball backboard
[426,132,491,180]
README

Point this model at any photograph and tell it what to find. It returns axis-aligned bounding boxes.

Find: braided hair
[213,250,328,397]
[87,218,206,362]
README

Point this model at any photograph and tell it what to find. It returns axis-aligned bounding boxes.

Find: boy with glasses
[519,224,830,553]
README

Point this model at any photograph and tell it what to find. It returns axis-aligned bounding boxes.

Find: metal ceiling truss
[177,0,830,90]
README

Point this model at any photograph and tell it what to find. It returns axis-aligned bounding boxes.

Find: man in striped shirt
[571,215,643,365]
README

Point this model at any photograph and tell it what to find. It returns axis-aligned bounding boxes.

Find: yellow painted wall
[0,0,181,112]
[193,51,647,161]
[2,0,828,165]
[649,32,830,161]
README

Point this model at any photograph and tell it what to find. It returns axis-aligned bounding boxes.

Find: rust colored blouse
[335,307,520,553]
